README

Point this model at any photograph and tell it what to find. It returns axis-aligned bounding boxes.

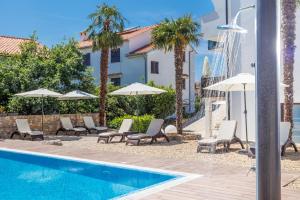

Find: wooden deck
[0,139,299,200]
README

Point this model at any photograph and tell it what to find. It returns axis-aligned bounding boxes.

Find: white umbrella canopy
[204,73,255,92]
[110,82,166,96]
[58,90,97,100]
[15,88,62,98]
[202,56,212,77]
[204,73,287,92]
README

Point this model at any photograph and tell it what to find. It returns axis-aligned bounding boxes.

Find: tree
[282,0,299,138]
[152,15,200,134]
[86,3,126,126]
[0,36,96,114]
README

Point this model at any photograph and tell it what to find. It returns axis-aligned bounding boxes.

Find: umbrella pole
[136,95,139,133]
[41,96,44,132]
[243,84,249,151]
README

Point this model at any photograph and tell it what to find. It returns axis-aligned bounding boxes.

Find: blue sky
[0,0,214,80]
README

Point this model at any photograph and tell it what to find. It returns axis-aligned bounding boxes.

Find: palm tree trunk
[99,48,109,126]
[282,0,296,138]
[174,45,184,135]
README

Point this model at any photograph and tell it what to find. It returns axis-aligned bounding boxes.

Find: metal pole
[225,0,231,120]
[41,96,44,132]
[243,84,249,150]
[256,0,281,200]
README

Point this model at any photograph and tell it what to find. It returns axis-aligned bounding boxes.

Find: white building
[201,0,300,142]
[78,26,196,113]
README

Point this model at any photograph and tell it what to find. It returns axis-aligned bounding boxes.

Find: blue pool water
[0,149,178,200]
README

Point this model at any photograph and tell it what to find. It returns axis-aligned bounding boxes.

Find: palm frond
[85,3,127,50]
[152,15,201,52]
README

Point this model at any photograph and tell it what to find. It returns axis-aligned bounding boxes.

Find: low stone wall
[0,113,99,138]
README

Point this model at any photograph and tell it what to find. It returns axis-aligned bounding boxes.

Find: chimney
[80,31,88,41]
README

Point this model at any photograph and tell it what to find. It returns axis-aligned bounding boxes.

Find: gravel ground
[53,135,300,174]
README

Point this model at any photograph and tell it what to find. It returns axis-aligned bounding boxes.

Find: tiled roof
[78,25,156,49]
[128,43,154,56]
[0,35,32,55]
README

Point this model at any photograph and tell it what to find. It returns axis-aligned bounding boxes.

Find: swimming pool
[0,148,195,200]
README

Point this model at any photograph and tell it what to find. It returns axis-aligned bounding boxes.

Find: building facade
[78,26,196,113]
[201,0,300,142]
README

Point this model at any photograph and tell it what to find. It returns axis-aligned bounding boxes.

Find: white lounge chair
[126,119,169,145]
[56,117,87,136]
[97,119,133,143]
[197,120,237,153]
[10,119,44,140]
[280,122,298,156]
[83,116,108,134]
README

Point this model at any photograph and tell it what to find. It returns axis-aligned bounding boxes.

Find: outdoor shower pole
[256,0,281,200]
[225,0,231,120]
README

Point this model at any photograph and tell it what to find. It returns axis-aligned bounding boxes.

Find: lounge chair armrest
[124,131,138,136]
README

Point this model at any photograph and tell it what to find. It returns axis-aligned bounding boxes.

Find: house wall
[147,46,196,113]
[79,30,196,113]
[80,41,146,85]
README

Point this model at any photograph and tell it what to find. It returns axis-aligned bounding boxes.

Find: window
[183,51,186,62]
[151,61,159,74]
[208,40,221,50]
[83,53,90,66]
[182,79,186,89]
[110,77,121,86]
[111,48,120,63]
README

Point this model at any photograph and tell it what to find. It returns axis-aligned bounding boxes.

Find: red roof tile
[128,43,154,56]
[78,25,156,49]
[0,35,32,55]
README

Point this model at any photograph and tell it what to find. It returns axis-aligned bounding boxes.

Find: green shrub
[108,114,154,133]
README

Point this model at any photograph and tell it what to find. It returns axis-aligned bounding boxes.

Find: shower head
[217,5,255,34]
[217,24,248,34]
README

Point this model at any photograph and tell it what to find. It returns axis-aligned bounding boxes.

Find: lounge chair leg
[197,145,201,153]
[109,136,114,142]
[291,141,298,153]
[119,136,124,142]
[137,140,140,146]
[150,138,155,144]
[97,137,101,143]
[164,135,170,142]
[231,136,244,149]
[281,145,286,156]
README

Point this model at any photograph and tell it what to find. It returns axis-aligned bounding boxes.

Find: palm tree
[152,15,200,134]
[86,3,126,125]
[282,0,299,137]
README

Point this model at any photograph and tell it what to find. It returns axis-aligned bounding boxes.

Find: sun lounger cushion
[83,116,107,130]
[16,119,43,136]
[60,117,74,130]
[127,133,150,140]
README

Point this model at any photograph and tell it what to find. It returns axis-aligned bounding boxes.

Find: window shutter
[111,48,120,63]
[83,53,91,66]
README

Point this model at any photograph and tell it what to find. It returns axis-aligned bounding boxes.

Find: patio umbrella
[204,73,255,152]
[58,90,98,125]
[110,82,166,131]
[58,90,97,101]
[15,88,62,131]
[202,56,211,77]
[204,73,286,151]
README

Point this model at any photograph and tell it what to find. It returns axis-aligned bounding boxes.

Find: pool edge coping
[0,147,202,200]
